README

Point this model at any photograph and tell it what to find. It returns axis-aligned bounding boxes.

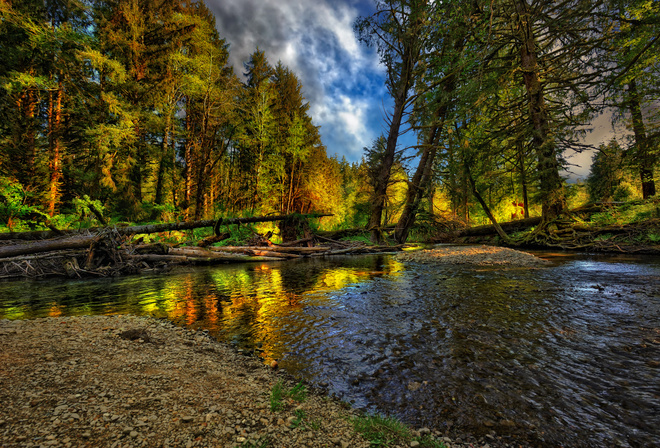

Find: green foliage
[589,200,659,226]
[213,224,259,247]
[353,414,411,446]
[240,436,270,448]
[288,381,307,402]
[0,0,335,227]
[587,140,626,202]
[0,177,37,228]
[352,414,445,448]
[647,233,660,243]
[269,381,284,412]
[340,234,373,245]
[269,380,307,412]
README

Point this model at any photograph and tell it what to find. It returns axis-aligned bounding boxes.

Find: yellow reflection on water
[48,303,64,317]
[121,256,407,363]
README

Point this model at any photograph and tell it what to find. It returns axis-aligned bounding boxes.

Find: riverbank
[0,315,525,448]
[396,245,549,267]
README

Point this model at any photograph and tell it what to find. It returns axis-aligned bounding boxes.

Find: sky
[206,0,385,164]
[205,0,619,180]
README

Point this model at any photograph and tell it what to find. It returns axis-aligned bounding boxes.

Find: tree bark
[466,165,509,241]
[47,82,64,217]
[516,0,565,222]
[368,48,416,243]
[628,80,656,198]
[0,236,97,259]
[366,5,426,244]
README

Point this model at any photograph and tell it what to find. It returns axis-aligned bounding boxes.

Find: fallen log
[208,245,327,254]
[169,247,268,261]
[0,236,97,259]
[250,250,302,259]
[277,237,313,247]
[451,203,645,239]
[0,213,333,241]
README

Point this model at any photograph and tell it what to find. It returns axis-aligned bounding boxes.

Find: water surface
[1,251,659,447]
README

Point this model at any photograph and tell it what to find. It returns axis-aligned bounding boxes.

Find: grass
[240,436,270,448]
[269,380,307,412]
[353,414,446,448]
[648,232,660,243]
[290,408,321,430]
[340,235,373,244]
[589,199,660,226]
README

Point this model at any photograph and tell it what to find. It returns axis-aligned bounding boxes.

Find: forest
[0,0,658,247]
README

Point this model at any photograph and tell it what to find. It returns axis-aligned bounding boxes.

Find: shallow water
[1,251,659,447]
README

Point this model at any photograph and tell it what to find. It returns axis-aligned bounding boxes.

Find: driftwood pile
[0,214,404,280]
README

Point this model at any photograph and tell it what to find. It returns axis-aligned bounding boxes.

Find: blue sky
[206,0,387,164]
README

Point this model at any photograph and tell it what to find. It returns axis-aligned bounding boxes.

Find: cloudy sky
[206,0,384,163]
[205,0,619,179]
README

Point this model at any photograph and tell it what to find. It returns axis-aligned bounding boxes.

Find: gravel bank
[0,315,372,448]
[396,245,549,267]
[0,315,483,448]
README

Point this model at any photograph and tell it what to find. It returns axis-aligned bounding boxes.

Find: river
[1,250,659,447]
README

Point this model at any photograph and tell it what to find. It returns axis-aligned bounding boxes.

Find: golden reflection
[205,294,219,327]
[120,256,407,364]
[48,303,64,317]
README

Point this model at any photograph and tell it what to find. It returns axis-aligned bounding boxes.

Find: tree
[271,62,320,214]
[176,4,239,220]
[587,139,625,202]
[601,0,659,198]
[236,49,276,211]
[355,0,432,243]
[393,0,478,243]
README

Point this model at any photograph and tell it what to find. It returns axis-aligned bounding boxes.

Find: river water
[1,250,659,447]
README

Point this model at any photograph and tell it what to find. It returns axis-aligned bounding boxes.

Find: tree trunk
[393,29,466,244]
[0,236,97,259]
[183,96,195,220]
[466,165,509,241]
[394,129,439,244]
[154,112,172,208]
[47,82,64,217]
[516,140,530,218]
[628,80,656,198]
[368,47,416,244]
[516,0,565,222]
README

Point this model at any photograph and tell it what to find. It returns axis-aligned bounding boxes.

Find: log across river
[1,249,659,447]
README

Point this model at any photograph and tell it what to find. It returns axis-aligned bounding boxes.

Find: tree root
[511,218,660,254]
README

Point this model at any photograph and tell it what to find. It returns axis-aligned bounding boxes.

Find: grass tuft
[353,414,446,448]
[269,380,307,412]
